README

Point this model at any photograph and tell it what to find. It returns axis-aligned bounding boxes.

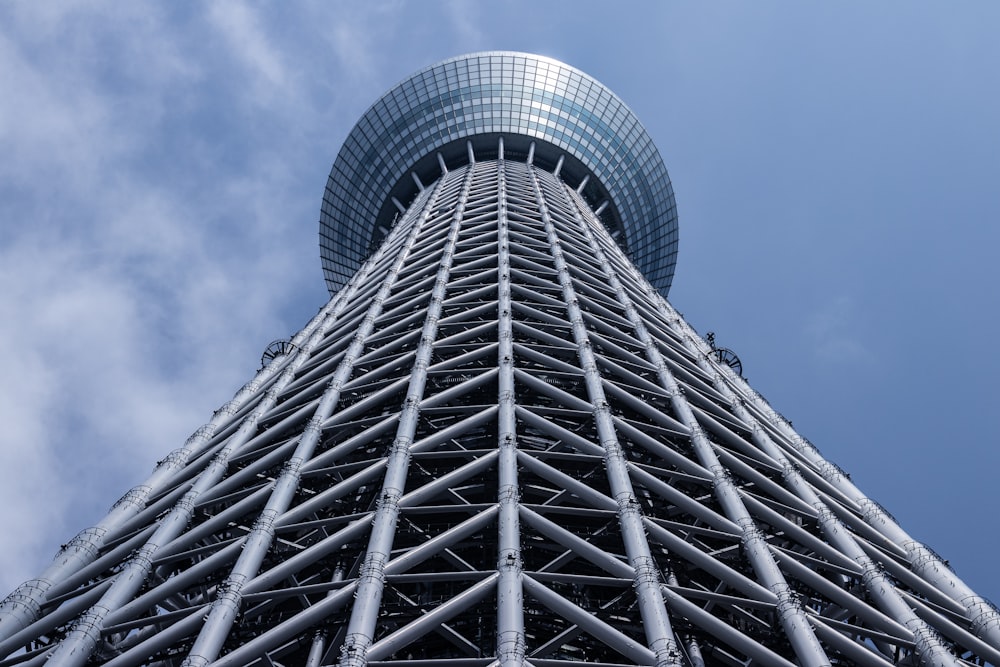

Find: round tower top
[320,51,678,296]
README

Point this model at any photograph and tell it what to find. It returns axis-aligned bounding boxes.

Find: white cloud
[804,295,873,365]
[445,0,485,49]
[208,0,291,100]
[0,4,322,595]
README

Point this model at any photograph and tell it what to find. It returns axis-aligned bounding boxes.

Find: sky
[1,2,997,607]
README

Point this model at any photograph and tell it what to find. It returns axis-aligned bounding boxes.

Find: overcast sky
[1,2,997,606]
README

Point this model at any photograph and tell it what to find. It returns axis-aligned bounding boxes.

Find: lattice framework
[1,146,998,667]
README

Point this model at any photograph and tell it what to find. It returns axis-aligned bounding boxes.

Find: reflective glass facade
[320,51,679,297]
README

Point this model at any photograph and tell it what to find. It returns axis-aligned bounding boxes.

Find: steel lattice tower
[2,52,998,667]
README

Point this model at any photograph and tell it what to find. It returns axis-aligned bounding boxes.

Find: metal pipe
[530,166,680,667]
[46,378,295,667]
[41,526,157,603]
[305,567,346,667]
[660,585,798,667]
[305,632,327,667]
[208,584,359,667]
[0,579,112,659]
[638,269,966,667]
[38,190,442,666]
[366,573,498,661]
[297,414,400,475]
[0,290,350,643]
[181,176,450,667]
[241,519,371,596]
[610,417,711,478]
[105,542,243,626]
[495,153,526,667]
[521,575,656,665]
[642,519,776,602]
[625,464,741,534]
[807,439,1000,644]
[511,368,593,412]
[771,546,912,639]
[384,507,499,575]
[0,195,420,645]
[808,618,896,667]
[897,589,1000,666]
[397,449,499,510]
[564,182,831,667]
[337,164,474,667]
[518,506,634,579]
[552,155,564,178]
[515,451,618,512]
[662,571,706,667]
[513,404,605,456]
[273,459,386,529]
[101,607,208,667]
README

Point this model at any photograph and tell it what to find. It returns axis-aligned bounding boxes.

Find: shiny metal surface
[320,51,678,297]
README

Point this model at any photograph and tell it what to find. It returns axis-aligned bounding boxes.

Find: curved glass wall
[320,51,678,297]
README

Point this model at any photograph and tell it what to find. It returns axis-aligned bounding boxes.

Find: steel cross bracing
[2,147,999,667]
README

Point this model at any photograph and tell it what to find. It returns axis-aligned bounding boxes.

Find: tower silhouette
[1,51,997,667]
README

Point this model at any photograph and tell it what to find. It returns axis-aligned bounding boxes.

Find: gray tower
[1,52,997,667]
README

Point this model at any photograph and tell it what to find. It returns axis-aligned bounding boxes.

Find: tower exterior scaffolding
[1,52,997,667]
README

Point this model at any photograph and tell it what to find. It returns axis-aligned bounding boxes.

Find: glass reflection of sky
[320,51,678,297]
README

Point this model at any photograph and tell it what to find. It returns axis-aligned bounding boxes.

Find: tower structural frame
[2,51,999,667]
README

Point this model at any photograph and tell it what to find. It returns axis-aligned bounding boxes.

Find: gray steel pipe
[565,182,830,666]
[531,166,680,667]
[337,164,473,667]
[179,168,444,667]
[643,274,966,667]
[521,575,656,666]
[366,573,498,661]
[495,148,527,667]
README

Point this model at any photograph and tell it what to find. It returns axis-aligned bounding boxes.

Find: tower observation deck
[1,52,998,667]
[319,52,678,298]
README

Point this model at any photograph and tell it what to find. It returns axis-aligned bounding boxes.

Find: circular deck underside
[320,51,678,297]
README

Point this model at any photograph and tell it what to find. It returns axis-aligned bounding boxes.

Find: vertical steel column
[176,182,449,667]
[337,163,476,667]
[638,268,964,667]
[665,571,706,667]
[304,567,345,667]
[528,166,681,667]
[495,145,526,667]
[563,185,832,667]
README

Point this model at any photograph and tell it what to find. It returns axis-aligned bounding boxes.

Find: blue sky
[1,2,997,605]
